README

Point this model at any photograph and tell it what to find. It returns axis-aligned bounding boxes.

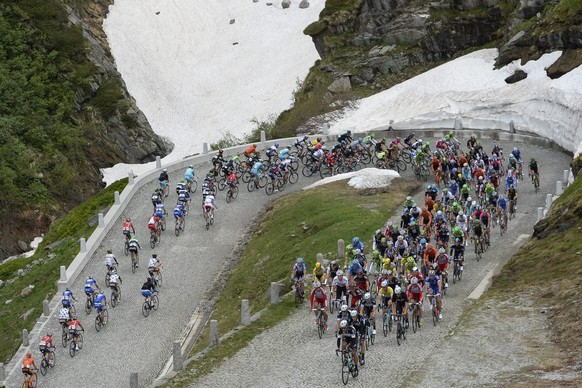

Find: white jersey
[109,273,120,284]
[204,196,216,209]
[105,253,116,267]
[58,308,70,320]
[456,214,468,231]
[333,276,349,288]
[148,258,158,268]
[313,149,324,158]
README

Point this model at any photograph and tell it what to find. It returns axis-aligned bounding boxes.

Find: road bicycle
[225,183,239,203]
[329,294,347,314]
[204,207,215,230]
[381,301,392,337]
[84,294,94,315]
[94,308,109,332]
[452,258,463,283]
[509,199,517,220]
[142,292,159,317]
[247,172,268,192]
[499,211,508,236]
[149,229,159,248]
[156,216,167,235]
[187,176,198,193]
[531,172,540,193]
[427,291,441,326]
[337,344,358,385]
[474,235,484,261]
[110,286,121,308]
[312,307,326,339]
[395,313,407,346]
[159,179,169,198]
[364,316,376,347]
[294,278,305,307]
[175,216,185,236]
[410,301,422,333]
[68,330,84,357]
[39,347,56,376]
[130,249,139,273]
[105,264,117,285]
[123,231,131,256]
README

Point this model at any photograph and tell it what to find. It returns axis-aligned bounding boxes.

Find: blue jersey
[449,182,459,195]
[184,168,195,182]
[174,205,184,218]
[251,162,263,176]
[84,279,96,293]
[178,190,189,203]
[94,293,106,310]
[293,263,306,277]
[426,275,440,293]
[278,149,290,160]
[497,197,508,210]
[155,204,165,218]
[511,149,521,161]
[349,262,362,276]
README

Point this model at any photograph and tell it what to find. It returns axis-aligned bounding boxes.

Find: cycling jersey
[93,293,106,311]
[58,308,70,322]
[426,275,440,294]
[155,204,165,218]
[293,263,306,279]
[392,293,408,314]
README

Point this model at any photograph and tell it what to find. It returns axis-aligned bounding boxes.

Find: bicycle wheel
[258,176,268,188]
[396,323,402,346]
[226,189,233,203]
[458,268,463,281]
[370,325,376,345]
[149,233,155,249]
[206,218,210,230]
[247,180,256,192]
[124,241,129,256]
[95,315,102,332]
[61,328,68,348]
[142,301,150,317]
[190,179,198,193]
[329,298,335,314]
[157,272,163,287]
[175,221,181,236]
[111,292,117,308]
[84,299,92,315]
[216,178,225,191]
[453,266,457,284]
[69,340,75,357]
[49,350,56,368]
[302,165,314,177]
[432,306,437,326]
[289,171,299,184]
[132,254,138,273]
[265,183,274,195]
[232,186,239,199]
[40,358,48,376]
[383,315,389,337]
[341,354,350,385]
[317,321,324,339]
[396,159,407,172]
[412,310,418,333]
[148,294,158,311]
[241,171,252,183]
[161,218,166,232]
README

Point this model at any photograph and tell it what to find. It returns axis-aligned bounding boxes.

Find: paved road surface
[194,140,571,387]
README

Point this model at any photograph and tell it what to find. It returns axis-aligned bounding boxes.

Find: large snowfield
[102,0,582,184]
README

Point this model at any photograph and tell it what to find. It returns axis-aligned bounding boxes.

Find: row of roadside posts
[537,169,570,222]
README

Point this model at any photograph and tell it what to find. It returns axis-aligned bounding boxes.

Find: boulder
[229,18,236,24]
[21,286,32,298]
[282,0,291,9]
[44,238,67,251]
[20,308,35,321]
[327,77,352,94]
[17,240,28,251]
[299,0,309,9]
[505,69,528,84]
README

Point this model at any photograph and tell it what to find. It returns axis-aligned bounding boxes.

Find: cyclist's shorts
[174,211,182,218]
[251,169,259,177]
[437,263,447,272]
[94,304,104,312]
[84,288,93,296]
[409,293,422,302]
[61,299,71,307]
[148,223,156,231]
[141,289,152,298]
[314,297,326,308]
[39,345,49,353]
[428,286,440,296]
[129,247,138,253]
[204,204,212,212]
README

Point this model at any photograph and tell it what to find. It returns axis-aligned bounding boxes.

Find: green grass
[0,179,127,363]
[486,171,582,354]
[161,178,420,386]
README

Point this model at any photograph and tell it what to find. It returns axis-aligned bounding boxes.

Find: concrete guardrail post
[98,213,105,228]
[128,171,134,185]
[130,372,138,388]
[0,362,5,382]
[564,169,569,185]
[155,155,161,168]
[80,238,87,253]
[43,300,50,316]
[537,207,544,222]
[209,320,219,347]
[241,299,251,326]
[322,123,330,135]
[173,340,183,371]
[260,130,267,149]
[60,266,67,282]
[114,191,120,205]
[316,253,323,264]
[337,239,345,258]
[556,181,563,196]
[203,142,209,154]
[270,282,280,304]
[22,329,29,346]
[546,194,553,208]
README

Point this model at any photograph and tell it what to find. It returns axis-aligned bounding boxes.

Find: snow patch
[303,168,400,190]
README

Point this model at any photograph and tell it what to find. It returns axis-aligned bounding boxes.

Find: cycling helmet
[462,184,468,189]
[479,176,484,181]
[428,270,435,276]
[287,145,291,149]
[381,280,388,288]
[152,254,157,258]
[331,260,336,265]
[46,331,53,337]
[387,270,393,275]
[387,220,393,227]
[387,241,394,246]
[189,165,194,169]
[409,217,416,225]
[463,163,468,167]
[163,168,168,172]
[88,275,93,280]
[467,196,472,202]
[513,147,517,152]
[472,200,477,206]
[395,286,402,294]
[66,287,70,291]
[274,143,279,147]
[452,202,458,207]
[452,168,458,173]
[352,259,359,265]
[407,256,415,263]
[340,319,348,328]
[403,208,409,214]
[410,277,418,285]
[341,305,348,312]
[427,185,432,190]
[355,249,361,255]
[492,191,497,196]
[397,235,403,241]
[436,210,443,216]
[372,250,380,256]
[363,292,371,300]
[455,238,461,243]
[439,248,445,254]
[337,270,344,276]
[412,266,418,272]
[26,352,32,358]
[352,237,360,244]
[296,257,304,264]
[350,310,358,317]
[107,249,112,254]
[406,196,412,201]
[315,262,321,268]
[313,281,321,288]
[420,238,426,244]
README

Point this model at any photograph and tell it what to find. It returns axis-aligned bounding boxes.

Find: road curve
[194,140,571,388]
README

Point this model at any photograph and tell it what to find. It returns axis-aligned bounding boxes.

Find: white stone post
[80,238,87,253]
[98,213,105,228]
[241,299,251,325]
[563,170,569,185]
[114,191,120,205]
[537,207,544,222]
[337,239,345,258]
[556,181,563,195]
[22,329,29,346]
[209,320,219,347]
[545,193,553,208]
[173,341,183,371]
[130,373,138,388]
[155,155,161,168]
[43,300,50,316]
[299,0,309,8]
[128,171,134,185]
[260,131,267,149]
[203,142,209,154]
[60,265,67,282]
[270,282,280,304]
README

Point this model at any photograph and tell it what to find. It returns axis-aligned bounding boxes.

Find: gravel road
[5,159,321,388]
[194,140,572,388]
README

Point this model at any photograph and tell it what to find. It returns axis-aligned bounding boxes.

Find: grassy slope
[162,178,420,386]
[0,179,127,363]
[487,170,582,354]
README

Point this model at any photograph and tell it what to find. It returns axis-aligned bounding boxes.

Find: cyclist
[22,352,37,380]
[497,193,509,232]
[61,287,77,316]
[291,258,307,296]
[313,262,326,282]
[141,276,158,304]
[109,269,122,302]
[377,280,393,315]
[479,207,491,245]
[155,202,166,223]
[507,184,518,212]
[350,309,367,363]
[267,163,281,192]
[327,260,340,286]
[424,270,442,319]
[472,219,485,246]
[151,189,163,213]
[159,168,169,194]
[128,235,141,265]
[39,332,56,366]
[528,158,539,182]
[407,277,423,325]
[122,218,135,239]
[147,213,161,244]
[212,150,225,175]
[351,269,369,308]
[177,186,191,214]
[310,280,329,330]
[337,319,359,373]
[250,159,264,188]
[58,306,71,329]
[203,193,217,222]
[68,315,84,351]
[391,285,408,326]
[84,275,99,299]
[244,144,257,158]
[360,292,377,326]
[173,203,186,230]
[93,289,107,324]
[104,249,118,272]
[148,254,162,284]
[450,238,465,272]
[332,270,349,305]
[226,172,238,190]
[435,248,450,288]
[184,164,196,190]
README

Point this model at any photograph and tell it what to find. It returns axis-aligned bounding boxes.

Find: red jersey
[310,286,328,307]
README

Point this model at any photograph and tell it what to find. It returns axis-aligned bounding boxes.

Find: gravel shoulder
[194,141,574,387]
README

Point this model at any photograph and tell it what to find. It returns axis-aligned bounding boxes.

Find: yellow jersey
[379,286,394,297]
